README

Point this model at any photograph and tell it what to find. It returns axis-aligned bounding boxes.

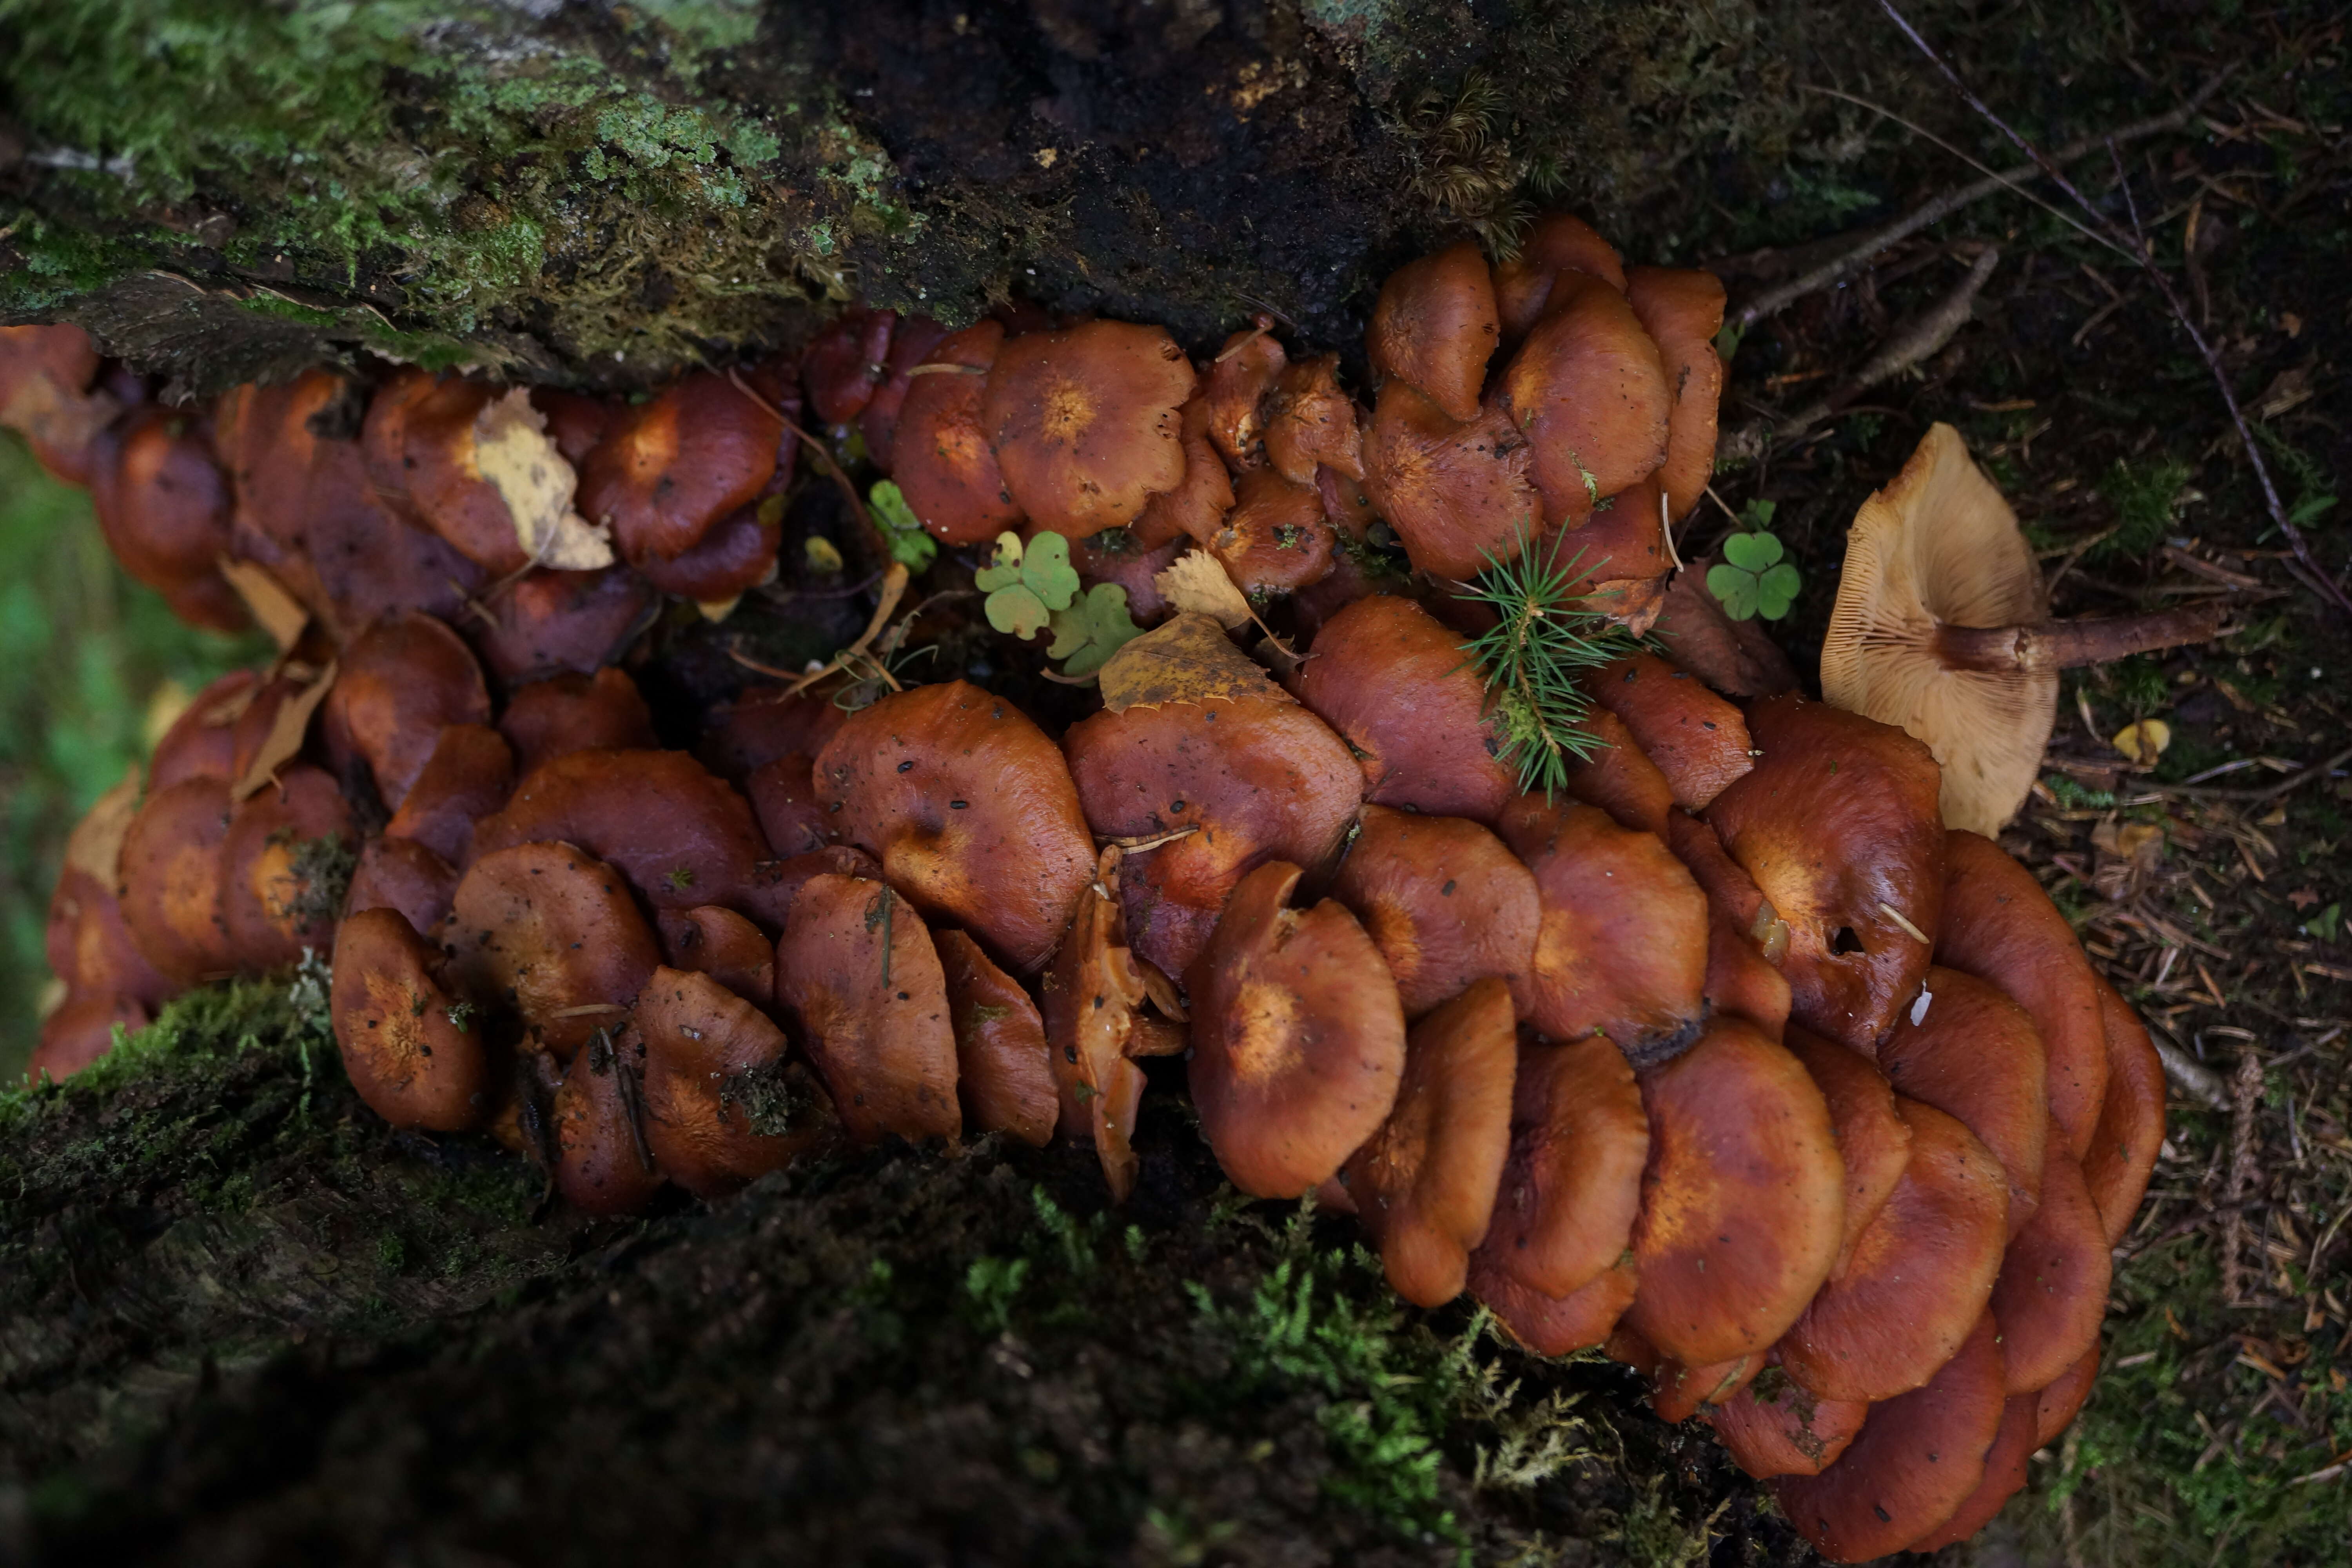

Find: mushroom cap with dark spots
[1498,272,1670,530]
[2084,973,2165,1245]
[554,1023,665,1216]
[983,319,1195,539]
[1496,795,1707,1053]
[1773,1311,2009,1563]
[90,404,240,628]
[1359,380,1541,582]
[1880,965,2050,1240]
[575,371,781,566]
[1130,390,1233,550]
[937,927,1058,1149]
[1201,466,1330,594]
[385,724,514,867]
[1782,1026,1914,1280]
[321,612,493,810]
[117,775,236,987]
[814,681,1095,974]
[773,873,960,1146]
[1331,806,1537,1019]
[29,993,150,1084]
[1586,652,1753,811]
[344,835,459,935]
[1777,1096,2007,1404]
[891,321,1024,545]
[1622,266,1727,524]
[1260,353,1362,487]
[1185,860,1406,1199]
[359,368,528,575]
[1622,1019,1845,1368]
[1707,695,1947,1054]
[1908,1387,2042,1553]
[1935,828,2109,1159]
[1473,1031,1650,1300]
[1491,212,1628,343]
[1367,240,1501,425]
[443,840,663,1062]
[635,964,810,1199]
[1470,1251,1641,1359]
[1988,1120,2113,1395]
[331,905,494,1132]
[1343,977,1517,1307]
[220,764,353,970]
[467,565,654,685]
[656,905,775,1004]
[858,315,951,471]
[471,748,769,913]
[499,667,657,777]
[1709,1361,1869,1480]
[148,670,258,791]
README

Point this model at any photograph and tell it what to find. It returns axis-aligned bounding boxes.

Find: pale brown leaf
[216,558,311,652]
[1154,548,1253,630]
[230,660,337,802]
[472,388,613,571]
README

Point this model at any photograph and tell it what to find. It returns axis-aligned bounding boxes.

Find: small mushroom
[1209,468,1334,594]
[321,611,493,809]
[1821,423,2223,836]
[1498,272,1671,529]
[1468,1030,1649,1301]
[1548,474,1672,633]
[1907,1388,2042,1554]
[891,321,1025,544]
[343,835,460,934]
[1185,860,1406,1199]
[1331,806,1538,1018]
[116,775,237,986]
[1622,267,1726,524]
[48,784,174,1012]
[1131,390,1235,549]
[1367,240,1501,424]
[2084,973,2165,1245]
[1555,706,1676,835]
[1706,1360,1868,1479]
[1491,213,1628,342]
[735,843,882,933]
[1585,652,1753,812]
[499,667,657,776]
[1936,828,2108,1158]
[801,306,898,426]
[331,906,494,1131]
[2034,1346,2101,1446]
[815,681,1096,973]
[28,994,150,1084]
[575,371,781,567]
[1706,695,1947,1053]
[1341,977,1518,1307]
[1622,1019,1846,1368]
[633,497,782,602]
[1649,1350,1767,1425]
[858,315,951,470]
[1291,593,1518,824]
[360,369,532,574]
[937,927,1058,1149]
[1781,1027,1914,1280]
[147,670,259,791]
[1359,381,1542,581]
[1203,318,1286,470]
[983,319,1194,538]
[1878,965,2049,1239]
[635,964,813,1198]
[554,1023,665,1215]
[1987,1116,2114,1394]
[468,564,654,684]
[89,405,243,632]
[773,873,960,1145]
[531,388,614,467]
[220,764,354,969]
[696,686,847,785]
[1259,353,1363,487]
[655,904,776,1003]
[1470,1252,1641,1357]
[1042,849,1151,1195]
[1776,1096,2008,1403]
[744,753,831,860]
[471,748,770,913]
[384,723,515,866]
[1495,796,1708,1054]
[444,840,663,1060]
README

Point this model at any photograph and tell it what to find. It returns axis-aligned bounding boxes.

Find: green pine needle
[1456,530,1638,797]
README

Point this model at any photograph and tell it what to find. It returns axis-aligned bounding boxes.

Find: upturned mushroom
[332,906,495,1131]
[1330,806,1538,1018]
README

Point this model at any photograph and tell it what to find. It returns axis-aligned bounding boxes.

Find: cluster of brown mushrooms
[7,213,2167,1562]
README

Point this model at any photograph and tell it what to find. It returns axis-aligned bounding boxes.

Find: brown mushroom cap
[1623,1020,1846,1367]
[2085,973,2165,1245]
[1989,1118,2114,1394]
[1204,319,1286,469]
[1551,475,1672,633]
[575,371,780,566]
[1499,273,1671,529]
[744,753,831,860]
[983,319,1194,538]
[1209,467,1335,593]
[1132,390,1235,550]
[655,904,776,1004]
[1492,213,1629,341]
[814,680,1097,974]
[1908,1388,2042,1553]
[1185,860,1406,1198]
[344,835,460,935]
[696,685,848,785]
[1622,267,1727,524]
[532,388,615,467]
[0,322,114,484]
[1331,806,1538,1019]
[1777,1096,2008,1403]
[1936,828,2109,1160]
[1879,965,2050,1239]
[735,843,882,933]
[1341,977,1517,1307]
[322,612,493,809]
[1781,1026,1914,1279]
[1651,562,1803,700]
[1706,695,1947,1053]
[1496,796,1707,1053]
[499,667,657,777]
[468,564,654,685]
[633,497,782,603]
[331,906,494,1131]
[1368,240,1502,425]
[1708,1360,1870,1479]
[773,872,960,1145]
[937,927,1058,1149]
[359,369,532,575]
[1066,622,1365,979]
[90,405,241,628]
[148,670,258,791]
[554,1023,665,1216]
[1071,528,1186,623]
[29,994,150,1085]
[444,840,663,1061]
[472,748,769,913]
[634,964,806,1198]
[1556,706,1675,836]
[802,306,898,426]
[117,775,237,986]
[1661,810,1793,1041]
[1042,851,1151,1196]
[858,315,951,470]
[1471,1031,1650,1300]
[1359,380,1543,582]
[1292,594,1518,824]
[47,865,174,1016]
[384,723,515,867]
[2034,1346,2101,1446]
[1586,652,1754,812]
[893,320,1025,545]
[1261,353,1363,486]
[1650,1350,1767,1424]
[220,764,354,969]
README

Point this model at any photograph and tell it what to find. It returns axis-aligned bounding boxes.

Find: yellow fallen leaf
[64,766,143,885]
[216,557,310,652]
[2111,718,2172,765]
[1154,549,1252,631]
[1097,613,1286,713]
[231,660,338,802]
[471,388,613,571]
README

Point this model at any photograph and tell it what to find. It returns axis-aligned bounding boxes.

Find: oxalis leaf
[1707,528,1802,622]
[978,531,1080,639]
[1046,584,1144,677]
[867,480,938,571]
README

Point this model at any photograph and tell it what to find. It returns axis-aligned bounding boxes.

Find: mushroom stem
[1934,602,2226,673]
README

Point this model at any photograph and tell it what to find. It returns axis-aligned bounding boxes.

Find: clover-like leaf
[1755,561,1801,620]
[1706,561,1761,621]
[1046,583,1145,677]
[974,531,1027,595]
[867,479,938,572]
[1720,529,1784,573]
[1018,531,1080,611]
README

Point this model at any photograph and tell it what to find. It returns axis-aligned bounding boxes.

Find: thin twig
[2137,742,2352,803]
[1877,2,2352,620]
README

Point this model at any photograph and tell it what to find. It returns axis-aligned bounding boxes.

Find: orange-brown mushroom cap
[332,906,495,1132]
[1556,706,1676,836]
[2034,1346,2101,1446]
[1708,1360,1869,1479]
[814,680,1097,974]
[773,873,960,1145]
[575,371,780,566]
[1209,467,1335,594]
[220,764,354,970]
[1908,1387,2042,1553]
[1773,1311,2009,1563]
[1331,806,1538,1019]
[1586,652,1754,812]
[116,775,237,986]
[982,319,1194,539]
[1368,240,1501,424]
[147,669,258,792]
[937,927,1058,1149]
[1203,319,1285,471]
[471,748,769,913]
[1131,389,1235,550]
[344,835,460,935]
[468,564,654,685]
[635,964,808,1198]
[29,994,151,1084]
[1622,267,1726,524]
[1471,1252,1642,1358]
[1706,695,1947,1053]
[801,306,898,426]
[1937,828,2109,1160]
[2085,972,2165,1245]
[1623,1020,1845,1367]
[322,612,493,809]
[1663,810,1793,1042]
[1041,850,1151,1196]
[1185,860,1406,1199]
[360,369,534,575]
[857,315,951,471]
[554,1023,665,1216]
[1499,272,1671,529]
[1341,976,1517,1307]
[1989,1118,2114,1395]
[1470,1031,1650,1301]
[444,840,663,1061]
[1781,1026,1913,1279]
[1260,353,1363,486]
[893,321,1025,545]
[1492,213,1628,341]
[90,404,240,627]
[384,723,515,867]
[1777,1096,2009,1403]
[499,667,657,777]
[656,904,776,1004]
[1879,965,2049,1240]
[1359,381,1543,582]
[1292,593,1518,824]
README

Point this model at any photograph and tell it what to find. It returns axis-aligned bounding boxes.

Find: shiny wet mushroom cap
[498,667,657,776]
[1367,240,1501,424]
[332,906,494,1132]
[1987,1118,2113,1394]
[1878,965,2050,1239]
[1708,1361,1869,1480]
[1498,272,1671,529]
[891,320,1025,545]
[1042,848,1152,1198]
[116,775,238,987]
[383,723,514,867]
[1621,266,1726,524]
